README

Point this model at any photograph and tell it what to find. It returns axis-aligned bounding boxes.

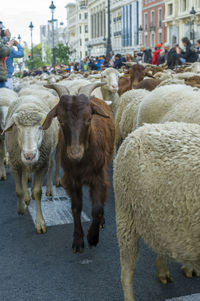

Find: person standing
[0,23,12,88]
[5,39,24,90]
[176,37,198,63]
[152,44,162,65]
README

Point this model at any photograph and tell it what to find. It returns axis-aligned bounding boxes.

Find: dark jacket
[179,43,198,63]
[143,49,152,64]
[167,48,180,69]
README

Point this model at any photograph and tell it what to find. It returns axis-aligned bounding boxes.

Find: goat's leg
[22,170,31,206]
[65,181,84,253]
[87,175,107,247]
[46,159,54,197]
[0,139,6,180]
[55,145,62,187]
[32,166,48,234]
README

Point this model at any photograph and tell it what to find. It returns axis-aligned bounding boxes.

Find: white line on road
[28,186,90,226]
[166,293,200,301]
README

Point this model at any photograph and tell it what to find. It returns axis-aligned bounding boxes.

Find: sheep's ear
[90,102,110,119]
[42,105,58,130]
[2,114,16,134]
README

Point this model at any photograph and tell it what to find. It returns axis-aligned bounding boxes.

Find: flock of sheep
[1,61,200,301]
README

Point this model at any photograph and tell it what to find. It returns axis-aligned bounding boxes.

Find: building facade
[164,0,200,46]
[66,0,89,60]
[142,0,166,49]
[111,0,143,54]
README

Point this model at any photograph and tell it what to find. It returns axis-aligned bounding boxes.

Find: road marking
[166,293,200,300]
[28,186,90,226]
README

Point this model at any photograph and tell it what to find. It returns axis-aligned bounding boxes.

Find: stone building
[142,0,166,48]
[164,0,200,46]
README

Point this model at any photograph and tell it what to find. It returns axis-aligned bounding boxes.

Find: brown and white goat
[43,83,115,253]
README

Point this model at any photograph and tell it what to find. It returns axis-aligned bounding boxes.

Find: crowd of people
[1,19,200,88]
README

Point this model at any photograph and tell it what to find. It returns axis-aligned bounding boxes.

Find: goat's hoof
[25,199,30,206]
[87,231,99,247]
[182,266,200,278]
[72,238,84,253]
[157,273,173,284]
[4,157,9,166]
[100,217,105,229]
[36,221,47,234]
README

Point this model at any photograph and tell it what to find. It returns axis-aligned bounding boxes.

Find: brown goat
[185,76,200,88]
[43,83,115,253]
[118,63,145,96]
[135,78,161,91]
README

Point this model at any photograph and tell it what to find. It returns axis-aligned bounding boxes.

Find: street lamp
[18,34,21,43]
[49,1,56,66]
[106,0,112,59]
[190,6,196,45]
[138,25,143,46]
[29,21,34,70]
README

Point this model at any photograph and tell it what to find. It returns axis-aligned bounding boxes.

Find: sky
[1,0,72,47]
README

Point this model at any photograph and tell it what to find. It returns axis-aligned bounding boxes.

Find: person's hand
[7,40,14,47]
[13,40,18,46]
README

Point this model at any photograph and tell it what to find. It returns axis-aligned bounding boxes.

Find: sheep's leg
[21,170,31,206]
[116,205,139,301]
[155,255,173,284]
[46,159,54,197]
[11,167,27,215]
[0,139,6,180]
[87,175,107,247]
[32,167,47,234]
[67,184,84,253]
[55,145,62,187]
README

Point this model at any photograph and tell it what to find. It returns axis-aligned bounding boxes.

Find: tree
[26,43,46,70]
[54,43,73,65]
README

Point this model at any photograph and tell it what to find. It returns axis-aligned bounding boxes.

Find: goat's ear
[2,114,17,134]
[90,102,110,118]
[42,105,58,130]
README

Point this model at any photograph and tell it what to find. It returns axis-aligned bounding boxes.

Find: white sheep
[137,84,200,128]
[114,89,149,151]
[0,88,18,180]
[4,95,59,233]
[114,122,200,301]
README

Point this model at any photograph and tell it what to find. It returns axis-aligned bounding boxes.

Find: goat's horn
[44,84,70,97]
[78,82,106,98]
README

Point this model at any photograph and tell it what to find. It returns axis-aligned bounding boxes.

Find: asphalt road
[0,165,200,301]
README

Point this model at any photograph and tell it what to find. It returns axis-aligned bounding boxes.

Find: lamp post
[138,25,143,46]
[106,0,112,59]
[29,21,34,70]
[18,34,21,44]
[49,1,56,66]
[190,6,196,45]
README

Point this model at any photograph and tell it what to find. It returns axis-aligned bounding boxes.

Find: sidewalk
[166,294,200,301]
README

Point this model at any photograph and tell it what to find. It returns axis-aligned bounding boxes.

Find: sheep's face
[17,124,43,165]
[101,68,120,93]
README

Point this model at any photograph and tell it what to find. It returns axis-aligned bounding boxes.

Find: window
[80,26,82,34]
[79,13,82,19]
[158,8,162,27]
[80,39,82,46]
[85,13,88,19]
[151,11,155,26]
[181,0,187,11]
[151,32,155,48]
[80,51,82,59]
[144,13,148,30]
[85,51,88,57]
[85,25,88,33]
[158,32,162,43]
[144,34,148,48]
[168,3,173,15]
